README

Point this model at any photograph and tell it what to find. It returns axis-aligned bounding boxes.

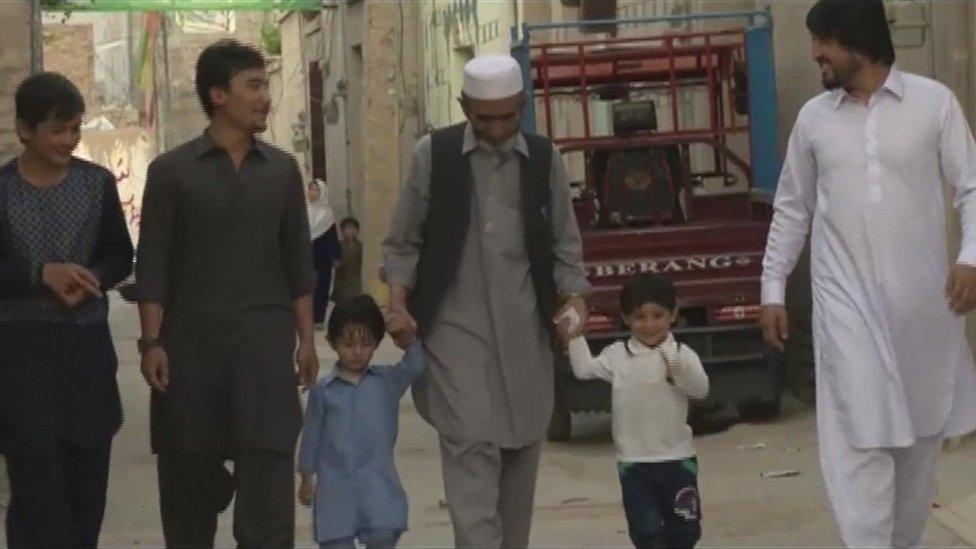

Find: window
[580,0,617,35]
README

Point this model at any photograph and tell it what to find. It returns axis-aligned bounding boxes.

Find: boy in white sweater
[565,273,709,549]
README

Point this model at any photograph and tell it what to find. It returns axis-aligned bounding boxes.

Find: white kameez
[762,67,976,545]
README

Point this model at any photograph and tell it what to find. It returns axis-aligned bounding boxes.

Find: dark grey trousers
[157,450,295,549]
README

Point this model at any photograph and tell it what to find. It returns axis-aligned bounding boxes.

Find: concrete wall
[43,24,96,109]
[158,12,267,151]
[44,12,138,109]
[0,3,33,164]
[311,2,366,222]
[318,7,355,220]
[266,11,311,180]
[42,12,149,130]
[344,1,365,220]
[421,0,520,129]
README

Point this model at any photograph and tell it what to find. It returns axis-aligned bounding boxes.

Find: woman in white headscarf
[308,178,341,328]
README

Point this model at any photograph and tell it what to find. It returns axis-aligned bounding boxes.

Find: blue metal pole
[746,26,781,197]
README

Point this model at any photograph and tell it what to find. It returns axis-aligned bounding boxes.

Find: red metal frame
[528,27,751,187]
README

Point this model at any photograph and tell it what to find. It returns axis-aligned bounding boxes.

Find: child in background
[564,273,709,549]
[307,179,340,329]
[331,217,363,305]
[298,295,422,549]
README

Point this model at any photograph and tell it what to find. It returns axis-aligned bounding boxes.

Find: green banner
[45,0,321,11]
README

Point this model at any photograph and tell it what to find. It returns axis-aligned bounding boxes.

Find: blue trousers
[618,459,702,549]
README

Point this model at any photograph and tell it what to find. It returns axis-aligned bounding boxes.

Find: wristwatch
[137,337,164,354]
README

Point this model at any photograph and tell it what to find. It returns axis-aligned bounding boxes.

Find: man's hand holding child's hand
[385,310,418,349]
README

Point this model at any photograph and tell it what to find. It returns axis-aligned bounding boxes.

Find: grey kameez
[383,124,589,447]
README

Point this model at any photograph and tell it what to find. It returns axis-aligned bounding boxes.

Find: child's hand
[299,474,315,507]
[385,310,418,349]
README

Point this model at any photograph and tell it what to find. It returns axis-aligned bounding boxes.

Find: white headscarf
[307,178,336,241]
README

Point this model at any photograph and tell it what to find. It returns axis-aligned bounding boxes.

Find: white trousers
[819,387,943,548]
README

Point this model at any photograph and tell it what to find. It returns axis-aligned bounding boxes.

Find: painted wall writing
[75,128,155,246]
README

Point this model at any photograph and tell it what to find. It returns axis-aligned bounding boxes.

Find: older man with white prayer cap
[383,53,590,547]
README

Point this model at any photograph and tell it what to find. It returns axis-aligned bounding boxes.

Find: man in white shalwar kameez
[760,2,976,547]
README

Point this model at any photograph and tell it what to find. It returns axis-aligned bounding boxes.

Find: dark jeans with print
[618,458,702,549]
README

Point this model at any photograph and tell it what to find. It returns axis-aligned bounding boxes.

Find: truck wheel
[738,347,785,421]
[546,411,572,441]
[689,402,736,435]
[737,397,781,422]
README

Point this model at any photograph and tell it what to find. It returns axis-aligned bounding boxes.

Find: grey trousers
[439,437,543,549]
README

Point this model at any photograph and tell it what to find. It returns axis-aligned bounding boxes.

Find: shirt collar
[627,332,676,354]
[192,131,272,159]
[320,363,379,386]
[832,65,905,109]
[462,122,529,158]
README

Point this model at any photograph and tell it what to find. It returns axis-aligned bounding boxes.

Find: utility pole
[30,0,44,73]
[360,0,403,302]
[158,13,172,153]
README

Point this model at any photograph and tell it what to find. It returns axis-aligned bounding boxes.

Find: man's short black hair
[620,273,677,315]
[15,72,85,129]
[340,217,360,230]
[806,0,895,66]
[327,294,385,344]
[195,39,266,118]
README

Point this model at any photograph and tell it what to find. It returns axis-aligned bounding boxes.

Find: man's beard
[821,58,861,90]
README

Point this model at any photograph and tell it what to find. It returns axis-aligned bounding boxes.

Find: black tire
[737,397,781,422]
[546,411,572,441]
[689,402,736,435]
[737,347,785,422]
[785,242,816,405]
